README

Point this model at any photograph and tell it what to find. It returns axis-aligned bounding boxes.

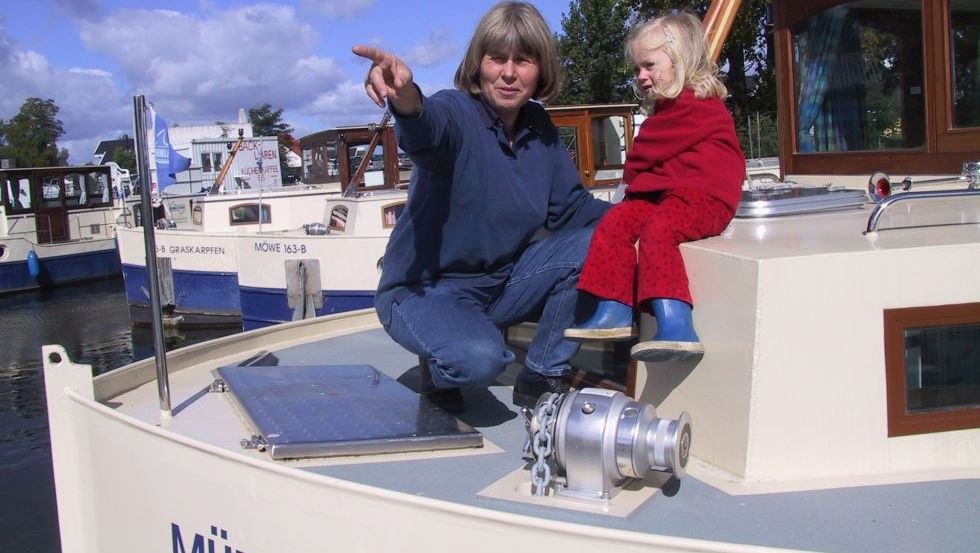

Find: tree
[0,97,66,167]
[112,144,137,173]
[248,103,297,183]
[555,0,635,105]
[248,103,293,138]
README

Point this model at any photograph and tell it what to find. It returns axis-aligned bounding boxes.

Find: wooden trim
[774,0,980,178]
[883,302,980,437]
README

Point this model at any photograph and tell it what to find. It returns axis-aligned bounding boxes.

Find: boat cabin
[1,165,119,243]
[300,122,408,194]
[546,104,638,189]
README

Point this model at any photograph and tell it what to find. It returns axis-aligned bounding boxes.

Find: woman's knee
[435,337,513,387]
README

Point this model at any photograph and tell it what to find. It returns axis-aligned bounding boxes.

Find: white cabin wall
[634,247,762,479]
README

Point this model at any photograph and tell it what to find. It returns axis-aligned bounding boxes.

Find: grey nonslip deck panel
[215,363,482,460]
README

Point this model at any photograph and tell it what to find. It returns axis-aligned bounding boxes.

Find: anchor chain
[530,393,560,496]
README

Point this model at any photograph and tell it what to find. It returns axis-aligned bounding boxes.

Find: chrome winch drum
[529,388,692,501]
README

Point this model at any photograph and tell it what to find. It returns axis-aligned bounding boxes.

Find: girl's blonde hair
[627,11,727,109]
[454,1,562,102]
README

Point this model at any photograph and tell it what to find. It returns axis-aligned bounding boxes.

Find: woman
[353,1,608,412]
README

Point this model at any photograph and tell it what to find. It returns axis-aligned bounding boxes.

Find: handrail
[865,189,980,234]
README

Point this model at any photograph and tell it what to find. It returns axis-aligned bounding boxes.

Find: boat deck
[88,319,979,553]
[46,194,980,552]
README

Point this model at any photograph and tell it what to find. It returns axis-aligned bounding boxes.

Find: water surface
[0,278,239,552]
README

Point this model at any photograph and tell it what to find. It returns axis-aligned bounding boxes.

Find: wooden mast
[703,0,743,63]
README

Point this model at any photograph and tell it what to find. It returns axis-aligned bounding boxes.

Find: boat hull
[0,237,121,294]
[239,286,374,330]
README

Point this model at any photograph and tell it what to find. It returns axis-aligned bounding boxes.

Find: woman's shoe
[631,299,704,362]
[564,299,637,341]
[512,368,570,409]
[418,357,464,414]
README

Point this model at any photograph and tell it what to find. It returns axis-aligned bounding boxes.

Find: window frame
[228,202,271,226]
[774,0,980,177]
[883,302,980,437]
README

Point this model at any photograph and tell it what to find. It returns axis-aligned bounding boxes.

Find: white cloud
[2,2,454,163]
[300,0,374,19]
[0,27,130,164]
[403,29,459,68]
[74,5,353,124]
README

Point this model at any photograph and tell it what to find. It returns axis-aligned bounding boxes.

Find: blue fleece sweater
[376,89,609,295]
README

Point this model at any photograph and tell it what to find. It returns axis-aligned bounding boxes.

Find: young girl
[565,12,744,362]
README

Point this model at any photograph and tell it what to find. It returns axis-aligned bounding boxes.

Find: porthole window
[329,205,349,231]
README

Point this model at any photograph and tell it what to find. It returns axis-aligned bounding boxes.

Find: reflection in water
[0,278,240,552]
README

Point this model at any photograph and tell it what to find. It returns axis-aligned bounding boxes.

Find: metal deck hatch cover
[214,364,483,460]
[736,186,866,218]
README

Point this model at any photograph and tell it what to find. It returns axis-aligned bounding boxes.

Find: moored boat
[1,164,131,294]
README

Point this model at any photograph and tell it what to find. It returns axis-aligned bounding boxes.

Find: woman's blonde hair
[454,1,562,102]
[627,11,727,108]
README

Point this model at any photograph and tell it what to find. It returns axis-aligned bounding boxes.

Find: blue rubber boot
[631,299,704,362]
[564,299,637,341]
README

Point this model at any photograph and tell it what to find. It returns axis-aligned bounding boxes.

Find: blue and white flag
[149,105,191,191]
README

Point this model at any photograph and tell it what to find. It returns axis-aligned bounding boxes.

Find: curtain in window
[797,5,866,152]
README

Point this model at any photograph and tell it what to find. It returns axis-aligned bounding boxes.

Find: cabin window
[40,175,63,208]
[64,171,111,208]
[2,176,32,212]
[884,303,980,437]
[304,140,341,184]
[229,203,271,225]
[558,126,580,167]
[792,1,925,152]
[590,115,628,181]
[950,0,980,128]
[381,202,405,228]
[328,205,349,232]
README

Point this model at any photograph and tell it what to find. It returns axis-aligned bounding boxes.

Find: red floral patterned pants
[578,188,734,309]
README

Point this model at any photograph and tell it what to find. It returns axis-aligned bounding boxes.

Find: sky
[0,0,575,164]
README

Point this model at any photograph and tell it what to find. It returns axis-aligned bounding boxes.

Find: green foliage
[112,142,137,173]
[0,97,66,167]
[555,0,635,105]
[248,103,297,182]
[735,111,778,159]
[248,103,293,138]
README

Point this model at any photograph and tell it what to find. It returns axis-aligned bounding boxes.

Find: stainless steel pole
[132,95,172,417]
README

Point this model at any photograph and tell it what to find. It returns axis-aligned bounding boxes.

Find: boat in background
[1,164,132,294]
[235,190,403,329]
[116,122,408,326]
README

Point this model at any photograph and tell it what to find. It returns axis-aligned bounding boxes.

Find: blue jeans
[375,228,596,388]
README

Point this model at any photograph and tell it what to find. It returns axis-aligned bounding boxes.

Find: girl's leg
[568,199,659,340]
[632,191,734,362]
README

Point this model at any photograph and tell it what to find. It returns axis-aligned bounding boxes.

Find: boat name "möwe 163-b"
[253,241,309,255]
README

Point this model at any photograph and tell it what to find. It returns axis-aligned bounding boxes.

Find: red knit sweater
[624,89,745,212]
